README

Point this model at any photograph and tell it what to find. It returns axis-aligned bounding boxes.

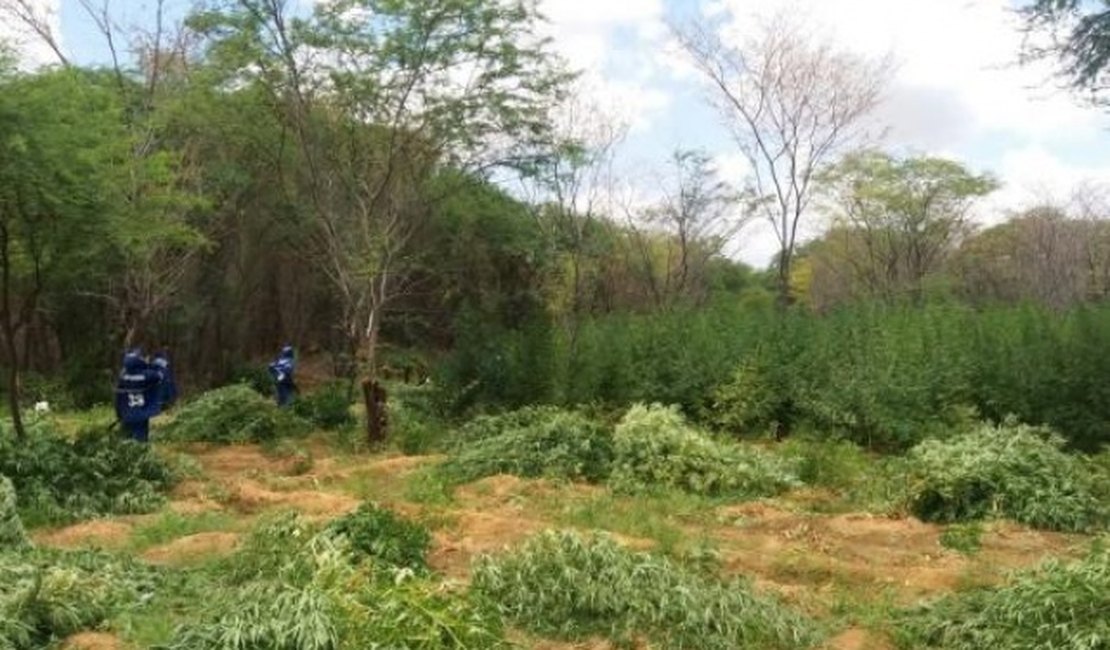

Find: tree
[0,69,124,437]
[628,149,743,308]
[1022,0,1110,102]
[673,13,889,306]
[191,0,569,442]
[815,151,998,303]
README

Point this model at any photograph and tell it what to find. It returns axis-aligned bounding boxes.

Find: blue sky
[5,0,1110,267]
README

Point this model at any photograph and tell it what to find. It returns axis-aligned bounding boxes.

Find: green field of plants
[1,371,1106,650]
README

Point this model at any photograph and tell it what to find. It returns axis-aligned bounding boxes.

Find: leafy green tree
[0,69,127,438]
[815,150,998,303]
[190,0,570,441]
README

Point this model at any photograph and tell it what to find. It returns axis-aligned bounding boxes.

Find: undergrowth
[611,404,798,498]
[164,512,507,649]
[161,384,311,444]
[0,547,166,650]
[0,418,174,525]
[323,502,431,572]
[897,538,1110,649]
[905,419,1107,532]
[435,408,613,485]
[472,530,818,650]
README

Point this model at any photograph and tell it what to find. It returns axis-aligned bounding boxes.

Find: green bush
[323,502,430,571]
[897,539,1110,649]
[776,436,876,492]
[471,530,817,650]
[388,383,450,455]
[161,384,311,444]
[167,513,508,650]
[905,420,1106,532]
[449,405,570,450]
[0,419,175,525]
[436,408,613,486]
[0,477,28,550]
[292,381,353,430]
[611,404,798,498]
[0,548,163,650]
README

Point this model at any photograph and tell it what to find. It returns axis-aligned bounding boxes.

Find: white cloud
[983,147,1110,223]
[0,0,62,69]
[539,0,671,130]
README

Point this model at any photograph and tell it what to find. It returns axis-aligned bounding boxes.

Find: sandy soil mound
[142,531,240,565]
[62,632,126,650]
[227,478,359,517]
[35,520,133,550]
[823,628,893,650]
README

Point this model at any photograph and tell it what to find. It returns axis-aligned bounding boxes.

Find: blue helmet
[123,348,145,372]
[280,345,294,359]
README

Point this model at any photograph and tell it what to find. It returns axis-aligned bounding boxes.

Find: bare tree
[0,0,68,66]
[673,13,889,305]
[626,149,743,307]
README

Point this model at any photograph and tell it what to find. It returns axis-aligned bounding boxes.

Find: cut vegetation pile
[472,530,817,650]
[0,477,28,551]
[0,421,174,525]
[436,408,613,486]
[161,385,311,444]
[905,420,1108,532]
[611,404,799,497]
[322,502,431,572]
[1,547,164,650]
[898,539,1110,649]
[164,511,507,649]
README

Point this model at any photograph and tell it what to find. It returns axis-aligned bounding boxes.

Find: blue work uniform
[152,352,177,409]
[115,351,164,443]
[268,346,296,407]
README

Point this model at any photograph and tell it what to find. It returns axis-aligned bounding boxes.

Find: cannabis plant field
[2,389,1106,650]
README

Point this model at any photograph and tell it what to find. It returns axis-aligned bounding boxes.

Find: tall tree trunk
[0,226,25,440]
[362,305,387,445]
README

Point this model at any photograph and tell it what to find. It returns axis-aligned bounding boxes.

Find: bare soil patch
[142,531,240,565]
[35,520,133,550]
[61,632,127,650]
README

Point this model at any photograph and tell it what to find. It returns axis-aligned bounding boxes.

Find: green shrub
[388,384,450,455]
[450,405,570,449]
[939,523,983,555]
[167,513,507,650]
[471,530,817,650]
[709,357,793,437]
[0,477,28,550]
[0,548,163,650]
[161,384,311,444]
[897,539,1110,649]
[0,419,174,525]
[611,404,798,498]
[436,408,613,485]
[776,437,876,492]
[292,381,353,430]
[323,502,430,571]
[905,419,1107,532]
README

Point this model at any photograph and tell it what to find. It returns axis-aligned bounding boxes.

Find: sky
[4,0,1110,267]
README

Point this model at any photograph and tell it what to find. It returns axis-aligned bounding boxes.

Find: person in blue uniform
[268,345,297,407]
[152,350,177,409]
[115,349,164,443]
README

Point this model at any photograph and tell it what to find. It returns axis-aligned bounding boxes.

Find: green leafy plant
[939,522,983,555]
[436,408,613,486]
[611,404,798,497]
[166,513,507,650]
[292,381,353,430]
[323,502,431,571]
[471,530,817,649]
[161,384,311,444]
[897,539,1110,649]
[0,548,165,650]
[905,419,1107,532]
[0,477,28,550]
[0,419,175,525]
